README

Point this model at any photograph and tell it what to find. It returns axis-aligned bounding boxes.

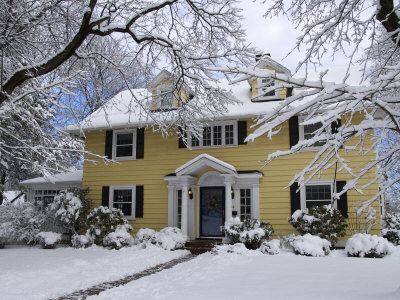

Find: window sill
[187,144,238,150]
[114,156,137,161]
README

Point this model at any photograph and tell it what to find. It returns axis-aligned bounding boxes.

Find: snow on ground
[89,247,400,300]
[0,245,188,300]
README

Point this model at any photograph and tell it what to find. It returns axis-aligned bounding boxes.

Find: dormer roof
[147,70,173,91]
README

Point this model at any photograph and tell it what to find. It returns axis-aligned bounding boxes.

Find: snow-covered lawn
[89,247,400,300]
[0,245,188,300]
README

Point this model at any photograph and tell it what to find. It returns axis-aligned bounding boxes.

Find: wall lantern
[231,187,235,199]
[188,188,193,200]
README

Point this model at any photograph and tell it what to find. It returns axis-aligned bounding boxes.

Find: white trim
[187,120,238,149]
[112,129,137,161]
[175,153,236,176]
[299,180,336,210]
[109,185,136,220]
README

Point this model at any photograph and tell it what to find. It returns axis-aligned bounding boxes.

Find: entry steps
[183,239,222,255]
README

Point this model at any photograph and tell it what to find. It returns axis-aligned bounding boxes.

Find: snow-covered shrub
[71,234,93,248]
[0,222,13,248]
[345,233,392,258]
[284,233,331,257]
[223,217,274,250]
[212,243,256,255]
[36,231,62,249]
[0,202,45,245]
[86,206,128,246]
[381,213,400,245]
[289,205,347,245]
[103,224,134,250]
[135,227,187,250]
[260,239,281,255]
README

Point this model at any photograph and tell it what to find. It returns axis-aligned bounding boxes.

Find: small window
[189,121,237,148]
[299,116,325,148]
[300,182,335,210]
[177,190,182,229]
[157,84,174,109]
[33,189,59,206]
[113,129,136,160]
[110,185,136,218]
[240,188,251,221]
[257,78,278,100]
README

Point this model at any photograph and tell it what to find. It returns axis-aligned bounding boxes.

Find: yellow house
[68,55,382,245]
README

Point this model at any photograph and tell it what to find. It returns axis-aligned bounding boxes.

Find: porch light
[188,188,193,200]
[231,187,234,199]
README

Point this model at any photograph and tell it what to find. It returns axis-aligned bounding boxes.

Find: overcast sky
[237,2,361,75]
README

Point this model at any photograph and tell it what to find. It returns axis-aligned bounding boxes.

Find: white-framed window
[300,181,336,210]
[240,188,251,221]
[34,189,59,206]
[113,129,136,161]
[298,116,325,149]
[188,121,237,149]
[257,78,278,100]
[177,190,182,229]
[157,84,174,109]
[110,185,136,219]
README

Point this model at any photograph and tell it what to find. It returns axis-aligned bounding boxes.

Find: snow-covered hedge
[260,239,281,255]
[36,231,62,249]
[345,233,392,258]
[289,205,347,245]
[71,234,93,248]
[0,202,45,245]
[136,227,187,250]
[284,234,331,257]
[223,217,274,250]
[86,206,128,246]
[381,213,400,246]
[103,224,134,250]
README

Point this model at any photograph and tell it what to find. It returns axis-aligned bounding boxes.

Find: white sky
[237,1,361,73]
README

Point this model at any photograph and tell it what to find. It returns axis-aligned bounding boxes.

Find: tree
[214,0,400,215]
[0,0,252,180]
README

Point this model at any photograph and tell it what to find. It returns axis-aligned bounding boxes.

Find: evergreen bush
[381,213,400,245]
[86,206,128,246]
[36,231,62,249]
[289,205,347,245]
[345,233,392,258]
[103,224,133,250]
[223,217,274,250]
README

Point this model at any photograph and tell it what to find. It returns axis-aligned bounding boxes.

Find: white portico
[164,154,263,239]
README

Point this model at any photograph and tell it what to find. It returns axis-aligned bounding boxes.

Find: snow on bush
[381,213,400,246]
[223,217,274,250]
[71,234,93,248]
[135,227,187,250]
[289,205,347,245]
[103,224,134,250]
[283,234,331,257]
[36,231,62,249]
[211,243,260,255]
[345,233,392,258]
[86,206,128,246]
[0,202,45,245]
[260,239,281,255]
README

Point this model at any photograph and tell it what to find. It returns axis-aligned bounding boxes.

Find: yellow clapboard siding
[83,114,381,240]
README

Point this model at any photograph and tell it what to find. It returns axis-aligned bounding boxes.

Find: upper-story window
[257,78,278,100]
[113,129,136,160]
[188,121,237,149]
[157,84,174,109]
[298,116,325,148]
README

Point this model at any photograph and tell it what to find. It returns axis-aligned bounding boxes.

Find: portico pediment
[175,153,236,176]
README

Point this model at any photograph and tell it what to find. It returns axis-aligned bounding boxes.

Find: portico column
[223,175,236,222]
[181,184,189,236]
[167,185,175,227]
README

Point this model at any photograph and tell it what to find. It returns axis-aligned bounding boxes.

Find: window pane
[305,185,331,201]
[213,126,222,145]
[191,134,199,147]
[117,133,133,145]
[225,125,234,145]
[306,200,331,209]
[177,190,182,229]
[160,91,173,107]
[240,188,251,221]
[303,122,325,147]
[203,127,211,146]
[116,145,133,157]
[114,189,132,203]
[261,79,275,97]
[113,203,132,216]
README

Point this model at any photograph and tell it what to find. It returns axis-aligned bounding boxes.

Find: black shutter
[238,120,247,145]
[336,181,348,218]
[105,130,113,159]
[289,116,299,148]
[136,128,145,159]
[178,127,187,148]
[102,186,110,208]
[331,119,341,134]
[290,182,301,215]
[286,87,293,98]
[136,185,144,218]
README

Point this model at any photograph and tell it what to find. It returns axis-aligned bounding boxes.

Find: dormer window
[257,78,278,100]
[157,84,174,109]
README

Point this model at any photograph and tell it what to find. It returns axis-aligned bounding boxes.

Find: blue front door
[200,187,225,237]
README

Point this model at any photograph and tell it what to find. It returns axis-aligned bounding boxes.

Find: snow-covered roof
[20,170,83,186]
[175,153,236,176]
[65,64,364,133]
